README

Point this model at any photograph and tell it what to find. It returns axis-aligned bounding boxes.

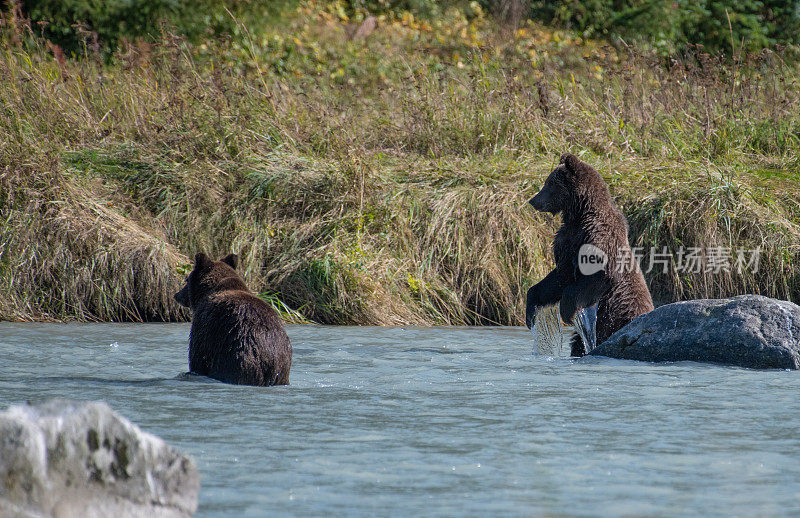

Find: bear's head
[174,252,245,310]
[529,153,607,214]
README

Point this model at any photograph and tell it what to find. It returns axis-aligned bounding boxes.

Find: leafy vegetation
[525,0,800,54]
[15,0,800,58]
[0,1,797,323]
[14,0,291,57]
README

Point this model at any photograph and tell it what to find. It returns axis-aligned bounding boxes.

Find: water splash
[531,303,596,356]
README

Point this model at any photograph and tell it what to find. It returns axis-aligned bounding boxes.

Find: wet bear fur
[174,252,292,386]
[526,153,654,354]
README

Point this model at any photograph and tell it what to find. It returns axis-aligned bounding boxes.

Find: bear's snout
[174,286,190,308]
[529,191,555,213]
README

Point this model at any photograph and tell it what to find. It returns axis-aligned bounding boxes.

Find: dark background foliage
[11,0,286,56]
[527,0,800,54]
[9,0,800,57]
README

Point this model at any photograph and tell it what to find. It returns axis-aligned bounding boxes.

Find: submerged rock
[590,295,800,369]
[0,399,199,518]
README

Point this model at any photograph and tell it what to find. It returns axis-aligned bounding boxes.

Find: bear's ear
[221,253,239,270]
[559,153,580,172]
[194,252,212,270]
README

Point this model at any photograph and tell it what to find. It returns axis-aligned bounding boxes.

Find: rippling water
[1,323,799,516]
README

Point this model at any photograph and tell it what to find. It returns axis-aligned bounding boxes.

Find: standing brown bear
[526,153,653,354]
[174,252,292,386]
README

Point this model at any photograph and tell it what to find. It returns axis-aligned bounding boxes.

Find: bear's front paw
[525,286,539,329]
[559,289,578,324]
[525,304,538,329]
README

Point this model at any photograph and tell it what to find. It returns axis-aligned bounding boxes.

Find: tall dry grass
[0,4,797,323]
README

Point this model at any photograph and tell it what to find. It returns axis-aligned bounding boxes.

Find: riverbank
[1,3,798,324]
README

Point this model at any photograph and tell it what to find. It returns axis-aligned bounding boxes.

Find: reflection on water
[1,322,799,517]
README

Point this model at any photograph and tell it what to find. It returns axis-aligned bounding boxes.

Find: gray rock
[0,399,199,518]
[590,294,800,369]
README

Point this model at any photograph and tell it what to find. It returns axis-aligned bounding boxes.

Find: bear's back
[189,290,292,386]
[553,205,628,272]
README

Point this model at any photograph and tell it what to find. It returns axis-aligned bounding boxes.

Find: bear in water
[174,253,292,385]
[526,153,654,354]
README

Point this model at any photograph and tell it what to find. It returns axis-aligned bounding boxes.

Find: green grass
[0,2,798,323]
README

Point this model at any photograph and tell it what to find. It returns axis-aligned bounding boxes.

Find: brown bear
[525,153,654,354]
[174,252,292,386]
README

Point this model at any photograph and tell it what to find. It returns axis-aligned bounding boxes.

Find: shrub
[19,0,178,56]
[528,0,800,54]
[15,0,269,56]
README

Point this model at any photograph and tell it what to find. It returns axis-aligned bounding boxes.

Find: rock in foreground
[0,399,199,518]
[590,295,800,369]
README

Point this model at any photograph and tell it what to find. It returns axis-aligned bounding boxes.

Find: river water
[1,323,799,517]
